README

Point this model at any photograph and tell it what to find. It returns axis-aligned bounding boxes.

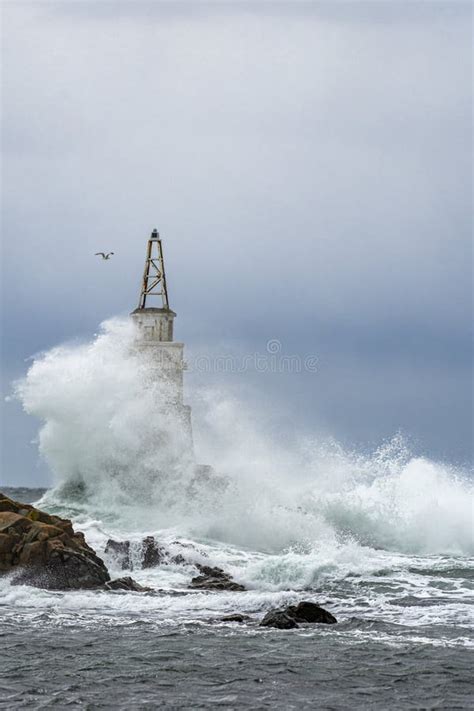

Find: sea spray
[13,317,474,557]
[14,318,195,509]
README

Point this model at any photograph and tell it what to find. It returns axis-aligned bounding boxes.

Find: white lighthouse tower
[130,229,194,459]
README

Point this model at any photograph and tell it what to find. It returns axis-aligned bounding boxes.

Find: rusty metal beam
[138,228,170,309]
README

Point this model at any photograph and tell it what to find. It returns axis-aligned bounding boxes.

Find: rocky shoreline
[0,491,110,589]
[0,491,337,628]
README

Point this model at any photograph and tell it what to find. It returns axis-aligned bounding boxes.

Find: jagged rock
[220,614,251,623]
[189,564,246,591]
[259,601,337,629]
[105,539,131,570]
[260,610,299,629]
[286,601,337,624]
[140,542,184,567]
[141,536,164,568]
[171,553,186,565]
[103,576,152,592]
[105,536,185,570]
[0,492,110,590]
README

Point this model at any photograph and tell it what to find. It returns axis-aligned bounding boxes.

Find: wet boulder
[286,601,337,625]
[259,601,337,629]
[189,564,246,592]
[260,610,299,629]
[0,492,110,590]
[103,576,152,592]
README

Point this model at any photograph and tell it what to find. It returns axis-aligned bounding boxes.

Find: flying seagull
[95,252,114,260]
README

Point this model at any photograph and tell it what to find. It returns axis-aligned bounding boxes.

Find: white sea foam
[12,317,474,573]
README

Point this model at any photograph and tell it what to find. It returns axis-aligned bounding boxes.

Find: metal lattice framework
[138,229,170,309]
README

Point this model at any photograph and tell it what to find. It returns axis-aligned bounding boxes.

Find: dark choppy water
[2,486,473,710]
[2,618,473,709]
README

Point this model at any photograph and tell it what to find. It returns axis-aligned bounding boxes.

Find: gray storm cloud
[1,1,472,484]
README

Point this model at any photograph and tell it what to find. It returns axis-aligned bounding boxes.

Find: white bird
[95,252,114,260]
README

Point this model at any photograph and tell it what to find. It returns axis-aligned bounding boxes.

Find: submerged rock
[220,613,251,623]
[0,492,110,590]
[260,610,299,629]
[103,576,152,592]
[189,564,246,592]
[260,601,337,629]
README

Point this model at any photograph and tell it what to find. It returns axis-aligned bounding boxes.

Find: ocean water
[2,318,473,709]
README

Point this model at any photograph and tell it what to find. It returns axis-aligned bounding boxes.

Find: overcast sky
[1,0,472,486]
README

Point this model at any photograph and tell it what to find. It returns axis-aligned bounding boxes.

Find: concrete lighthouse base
[130,308,194,465]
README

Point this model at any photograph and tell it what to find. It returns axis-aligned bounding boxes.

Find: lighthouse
[130,229,194,461]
